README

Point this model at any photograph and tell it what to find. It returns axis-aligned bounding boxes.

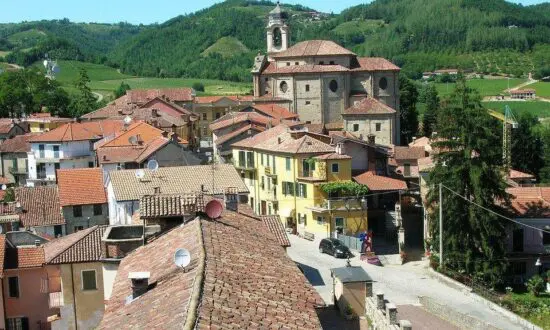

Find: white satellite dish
[174,248,191,269]
[124,116,132,125]
[135,169,145,180]
[128,135,138,145]
[43,60,48,68]
[147,159,159,172]
[1,184,6,191]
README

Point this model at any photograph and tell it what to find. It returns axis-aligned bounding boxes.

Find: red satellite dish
[205,199,223,219]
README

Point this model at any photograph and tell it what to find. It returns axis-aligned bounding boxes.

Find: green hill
[201,37,250,58]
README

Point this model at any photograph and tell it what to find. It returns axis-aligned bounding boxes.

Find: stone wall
[364,283,412,330]
[419,296,500,330]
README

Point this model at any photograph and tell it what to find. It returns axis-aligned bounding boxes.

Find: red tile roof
[506,187,550,217]
[343,97,396,115]
[315,152,352,160]
[16,185,64,228]
[251,103,298,120]
[209,112,280,132]
[261,215,290,247]
[354,171,408,191]
[26,113,72,123]
[394,146,426,160]
[9,247,45,269]
[509,169,535,180]
[352,57,400,72]
[263,62,350,74]
[215,124,265,146]
[0,134,32,153]
[272,40,355,58]
[194,95,253,104]
[97,137,173,165]
[57,168,107,207]
[126,88,194,104]
[44,226,107,264]
[28,120,124,142]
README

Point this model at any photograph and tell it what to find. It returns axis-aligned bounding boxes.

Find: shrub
[192,82,205,92]
[526,275,545,297]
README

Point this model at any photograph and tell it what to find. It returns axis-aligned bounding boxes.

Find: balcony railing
[234,159,255,171]
[265,188,278,202]
[49,291,64,308]
[306,198,367,213]
[8,167,27,175]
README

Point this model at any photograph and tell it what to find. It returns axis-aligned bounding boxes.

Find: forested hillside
[2,0,550,81]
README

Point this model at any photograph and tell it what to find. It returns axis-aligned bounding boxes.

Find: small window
[88,162,94,168]
[305,101,311,105]
[329,80,338,93]
[329,61,335,65]
[261,153,264,166]
[82,270,97,291]
[8,276,19,298]
[265,77,268,82]
[286,62,290,66]
[305,84,310,92]
[202,113,207,120]
[215,113,220,120]
[202,127,207,136]
[285,157,291,171]
[39,123,45,131]
[379,77,388,90]
[376,123,381,132]
[317,216,324,225]
[353,124,359,132]
[74,226,84,232]
[295,62,299,65]
[331,163,339,173]
[73,205,83,218]
[279,81,288,93]
[319,61,324,65]
[513,229,524,252]
[93,204,103,216]
[7,317,28,330]
[261,176,265,190]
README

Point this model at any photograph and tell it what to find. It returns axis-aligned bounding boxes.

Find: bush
[526,275,545,297]
[192,82,205,92]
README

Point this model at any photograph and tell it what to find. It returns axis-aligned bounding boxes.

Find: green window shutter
[286,157,291,171]
[302,184,307,198]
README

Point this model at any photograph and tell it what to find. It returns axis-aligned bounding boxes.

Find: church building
[252,3,401,145]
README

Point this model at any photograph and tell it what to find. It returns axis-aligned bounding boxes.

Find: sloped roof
[97,121,166,148]
[209,112,280,132]
[343,97,396,115]
[0,134,32,153]
[57,168,107,207]
[126,88,194,104]
[215,124,265,146]
[394,146,426,160]
[100,210,323,329]
[194,95,254,104]
[5,246,45,269]
[315,152,352,160]
[26,113,72,123]
[140,194,200,218]
[506,187,550,217]
[108,165,248,201]
[273,40,355,58]
[44,226,107,264]
[250,104,298,120]
[16,185,64,227]
[81,95,136,120]
[28,120,124,143]
[352,57,400,72]
[263,63,350,74]
[97,137,173,165]
[353,171,407,191]
[261,215,290,247]
[509,169,535,180]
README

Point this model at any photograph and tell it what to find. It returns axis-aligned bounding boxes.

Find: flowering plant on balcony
[319,181,369,198]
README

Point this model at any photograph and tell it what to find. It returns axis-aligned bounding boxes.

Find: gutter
[183,218,206,330]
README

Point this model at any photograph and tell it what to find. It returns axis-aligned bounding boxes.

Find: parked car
[319,238,351,258]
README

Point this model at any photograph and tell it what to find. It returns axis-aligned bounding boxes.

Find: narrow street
[287,235,526,330]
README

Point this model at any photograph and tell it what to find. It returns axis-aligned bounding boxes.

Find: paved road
[287,235,525,330]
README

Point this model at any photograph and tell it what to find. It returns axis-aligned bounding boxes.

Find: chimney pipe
[129,272,150,299]
[34,240,41,247]
[367,134,376,145]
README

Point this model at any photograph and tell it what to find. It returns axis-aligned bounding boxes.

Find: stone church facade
[252,3,401,145]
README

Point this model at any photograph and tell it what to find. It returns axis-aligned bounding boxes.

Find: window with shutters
[6,317,28,330]
[353,124,359,132]
[73,205,82,218]
[82,270,97,291]
[285,157,291,171]
[8,276,19,298]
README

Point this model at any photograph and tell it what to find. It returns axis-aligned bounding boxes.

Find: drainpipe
[70,264,78,330]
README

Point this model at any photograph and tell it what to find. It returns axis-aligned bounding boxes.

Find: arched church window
[379,77,388,90]
[273,28,282,48]
[280,81,288,93]
[329,80,338,93]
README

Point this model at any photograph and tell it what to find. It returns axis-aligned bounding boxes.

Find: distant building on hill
[510,89,536,100]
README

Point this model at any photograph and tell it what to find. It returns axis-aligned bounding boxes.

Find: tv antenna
[174,248,191,272]
[135,169,145,181]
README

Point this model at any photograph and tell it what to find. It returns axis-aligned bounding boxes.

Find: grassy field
[7,29,47,48]
[531,82,550,98]
[0,50,10,57]
[201,37,249,58]
[502,292,550,329]
[54,60,132,85]
[483,101,550,118]
[433,78,526,98]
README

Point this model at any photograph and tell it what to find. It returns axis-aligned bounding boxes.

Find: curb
[427,268,542,330]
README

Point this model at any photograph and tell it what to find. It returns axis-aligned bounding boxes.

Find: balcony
[306,198,367,213]
[49,291,64,308]
[8,167,27,175]
[265,188,278,202]
[234,160,255,171]
[35,154,93,163]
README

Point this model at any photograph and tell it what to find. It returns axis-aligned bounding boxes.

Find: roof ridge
[46,226,98,263]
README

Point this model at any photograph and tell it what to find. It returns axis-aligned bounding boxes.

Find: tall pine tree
[427,75,509,285]
[399,75,419,145]
[511,112,543,179]
[70,68,97,117]
[422,84,439,138]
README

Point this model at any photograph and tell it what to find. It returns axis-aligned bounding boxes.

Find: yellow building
[26,113,72,133]
[232,124,368,239]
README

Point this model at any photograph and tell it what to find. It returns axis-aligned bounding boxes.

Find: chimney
[118,109,123,115]
[151,108,159,117]
[136,134,143,145]
[34,239,41,247]
[129,272,150,299]
[161,131,169,138]
[336,142,345,155]
[153,186,161,194]
[367,134,376,145]
[277,137,282,144]
[224,187,238,211]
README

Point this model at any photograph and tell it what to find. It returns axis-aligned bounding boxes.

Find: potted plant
[344,304,354,320]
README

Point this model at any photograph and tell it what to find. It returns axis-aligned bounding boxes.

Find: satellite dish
[52,65,60,74]
[205,199,224,219]
[174,248,191,268]
[124,116,132,125]
[147,159,159,172]
[128,135,138,145]
[43,60,48,68]
[135,169,145,180]
[1,184,6,191]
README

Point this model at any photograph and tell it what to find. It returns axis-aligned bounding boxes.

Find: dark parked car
[319,238,351,258]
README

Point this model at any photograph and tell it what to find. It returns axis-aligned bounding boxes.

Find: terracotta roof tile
[506,187,550,217]
[44,226,107,264]
[261,215,290,247]
[509,169,535,180]
[394,146,426,160]
[215,124,264,146]
[354,171,407,191]
[263,62,350,74]
[343,97,396,115]
[315,152,352,160]
[140,194,200,218]
[0,134,32,153]
[352,57,400,72]
[250,104,298,120]
[126,88,194,104]
[28,120,124,142]
[6,247,45,269]
[26,113,72,123]
[273,40,355,58]
[194,95,253,104]
[209,112,280,132]
[16,185,64,227]
[57,168,107,207]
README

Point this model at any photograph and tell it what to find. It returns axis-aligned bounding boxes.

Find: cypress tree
[422,84,439,138]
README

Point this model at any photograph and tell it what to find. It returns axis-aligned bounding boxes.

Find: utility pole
[439,183,443,268]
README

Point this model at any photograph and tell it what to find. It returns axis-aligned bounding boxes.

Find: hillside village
[0,2,550,330]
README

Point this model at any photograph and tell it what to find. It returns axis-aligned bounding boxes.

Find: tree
[427,75,509,286]
[511,113,543,179]
[422,84,439,138]
[538,127,550,183]
[114,81,131,99]
[70,68,97,117]
[192,82,205,92]
[399,75,419,144]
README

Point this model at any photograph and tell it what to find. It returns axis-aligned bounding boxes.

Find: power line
[441,184,550,235]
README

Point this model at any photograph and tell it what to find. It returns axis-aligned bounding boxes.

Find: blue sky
[0,0,548,24]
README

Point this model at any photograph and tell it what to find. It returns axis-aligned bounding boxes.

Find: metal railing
[49,291,64,308]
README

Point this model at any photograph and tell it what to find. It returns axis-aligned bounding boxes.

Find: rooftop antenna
[174,248,191,272]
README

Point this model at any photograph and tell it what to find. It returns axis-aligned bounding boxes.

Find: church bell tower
[266,1,289,57]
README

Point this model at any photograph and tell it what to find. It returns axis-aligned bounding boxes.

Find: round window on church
[379,77,388,90]
[279,81,288,93]
[329,80,338,93]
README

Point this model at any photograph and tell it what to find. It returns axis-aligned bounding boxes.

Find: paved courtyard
[287,235,525,330]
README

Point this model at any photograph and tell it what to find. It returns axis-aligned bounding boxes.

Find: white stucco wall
[102,263,119,301]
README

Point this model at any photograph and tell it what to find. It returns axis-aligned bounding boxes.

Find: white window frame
[335,217,345,228]
[81,269,97,291]
[331,163,339,173]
